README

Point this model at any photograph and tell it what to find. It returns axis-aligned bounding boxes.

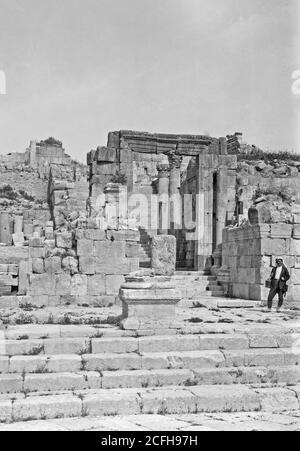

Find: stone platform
[0,298,299,427]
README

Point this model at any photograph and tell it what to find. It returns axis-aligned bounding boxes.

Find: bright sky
[0,0,299,162]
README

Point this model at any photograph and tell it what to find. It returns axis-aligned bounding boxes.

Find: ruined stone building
[0,130,300,308]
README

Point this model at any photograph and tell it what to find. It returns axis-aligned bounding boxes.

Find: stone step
[3,325,104,341]
[172,276,216,283]
[0,305,122,326]
[174,271,210,276]
[192,298,262,309]
[139,254,151,262]
[2,348,299,374]
[176,288,225,299]
[1,365,300,395]
[206,284,222,291]
[2,332,300,357]
[1,384,299,422]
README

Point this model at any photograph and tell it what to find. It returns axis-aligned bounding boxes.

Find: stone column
[157,164,170,235]
[168,152,183,235]
[216,166,228,247]
[195,152,214,272]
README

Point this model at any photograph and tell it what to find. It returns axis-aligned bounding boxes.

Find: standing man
[267,258,290,312]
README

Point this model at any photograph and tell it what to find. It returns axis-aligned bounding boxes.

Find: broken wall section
[49,164,89,231]
[21,229,140,308]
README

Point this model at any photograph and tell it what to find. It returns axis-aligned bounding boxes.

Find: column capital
[167,151,183,170]
[157,163,170,179]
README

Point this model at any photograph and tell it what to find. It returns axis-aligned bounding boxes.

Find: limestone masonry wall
[0,228,140,307]
[222,223,300,305]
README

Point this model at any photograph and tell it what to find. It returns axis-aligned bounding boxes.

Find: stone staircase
[172,271,225,299]
[0,316,300,423]
[138,228,157,268]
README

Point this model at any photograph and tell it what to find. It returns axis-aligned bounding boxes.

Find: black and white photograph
[0,0,300,433]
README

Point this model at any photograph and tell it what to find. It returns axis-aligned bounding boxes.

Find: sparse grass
[157,404,168,416]
[110,171,127,185]
[17,335,29,341]
[238,148,300,163]
[47,313,54,325]
[253,185,294,204]
[35,365,50,374]
[218,319,234,324]
[188,318,203,324]
[104,412,119,417]
[15,313,34,325]
[26,345,44,356]
[19,303,35,312]
[62,313,71,325]
[19,190,35,202]
[184,379,198,387]
[78,343,91,355]
[0,185,18,200]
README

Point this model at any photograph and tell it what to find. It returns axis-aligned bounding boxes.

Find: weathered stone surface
[106,275,125,295]
[256,387,299,412]
[32,258,44,274]
[71,275,88,296]
[83,390,140,416]
[43,338,90,355]
[249,200,293,225]
[44,257,62,274]
[55,273,71,296]
[151,235,176,276]
[29,274,56,296]
[87,275,106,296]
[91,338,138,354]
[61,257,78,275]
[138,336,199,353]
[77,239,93,257]
[0,375,23,394]
[270,224,293,239]
[199,335,249,351]
[83,353,141,372]
[13,395,82,422]
[141,388,197,414]
[0,400,12,423]
[45,356,82,373]
[23,373,87,392]
[190,385,260,413]
[79,256,95,275]
[56,233,73,249]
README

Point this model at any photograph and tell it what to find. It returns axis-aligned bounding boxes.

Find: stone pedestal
[120,272,181,331]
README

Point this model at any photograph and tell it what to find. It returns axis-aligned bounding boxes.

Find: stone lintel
[117,130,213,156]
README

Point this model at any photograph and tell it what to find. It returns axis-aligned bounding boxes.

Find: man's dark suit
[268,265,290,309]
